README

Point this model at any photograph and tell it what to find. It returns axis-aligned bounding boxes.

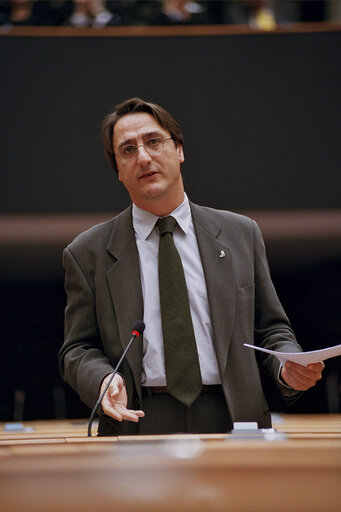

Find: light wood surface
[0,415,340,512]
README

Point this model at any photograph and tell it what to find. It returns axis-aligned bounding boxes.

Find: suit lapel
[190,203,235,377]
[106,206,143,390]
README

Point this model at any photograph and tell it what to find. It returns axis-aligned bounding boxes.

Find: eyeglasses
[115,137,173,161]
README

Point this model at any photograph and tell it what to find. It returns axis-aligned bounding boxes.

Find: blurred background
[0,0,341,28]
[0,2,340,422]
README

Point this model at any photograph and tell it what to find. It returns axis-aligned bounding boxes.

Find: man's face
[113,113,184,214]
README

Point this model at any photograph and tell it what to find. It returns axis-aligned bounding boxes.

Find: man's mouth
[139,171,158,179]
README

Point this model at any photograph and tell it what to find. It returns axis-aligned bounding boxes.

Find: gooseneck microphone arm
[87,320,145,437]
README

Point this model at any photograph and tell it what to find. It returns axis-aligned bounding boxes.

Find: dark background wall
[1,31,340,213]
[0,30,340,421]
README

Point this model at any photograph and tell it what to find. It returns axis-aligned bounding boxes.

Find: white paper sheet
[243,343,341,366]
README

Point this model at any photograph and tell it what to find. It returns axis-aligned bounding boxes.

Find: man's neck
[133,192,185,217]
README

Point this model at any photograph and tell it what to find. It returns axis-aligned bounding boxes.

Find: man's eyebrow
[118,130,165,150]
[143,130,164,139]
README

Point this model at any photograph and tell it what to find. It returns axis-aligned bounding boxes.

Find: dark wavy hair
[101,97,184,173]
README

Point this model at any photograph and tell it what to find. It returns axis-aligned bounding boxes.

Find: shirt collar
[132,194,191,241]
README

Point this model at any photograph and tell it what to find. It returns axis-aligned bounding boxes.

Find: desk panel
[0,415,340,512]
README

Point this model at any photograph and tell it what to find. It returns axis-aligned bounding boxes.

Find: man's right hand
[100,373,145,423]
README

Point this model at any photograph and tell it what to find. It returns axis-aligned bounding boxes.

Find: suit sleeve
[252,220,302,396]
[58,247,114,410]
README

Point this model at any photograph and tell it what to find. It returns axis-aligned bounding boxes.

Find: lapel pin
[219,251,225,258]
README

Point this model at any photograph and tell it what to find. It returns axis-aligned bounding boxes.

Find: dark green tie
[157,216,202,406]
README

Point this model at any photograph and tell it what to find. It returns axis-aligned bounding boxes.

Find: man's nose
[136,144,152,164]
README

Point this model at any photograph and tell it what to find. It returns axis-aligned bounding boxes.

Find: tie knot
[157,216,177,236]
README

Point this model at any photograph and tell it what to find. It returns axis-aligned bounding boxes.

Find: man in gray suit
[59,97,324,436]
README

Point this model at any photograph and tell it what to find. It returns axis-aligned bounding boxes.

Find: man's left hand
[281,361,325,391]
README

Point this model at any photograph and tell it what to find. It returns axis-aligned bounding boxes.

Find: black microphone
[87,320,145,437]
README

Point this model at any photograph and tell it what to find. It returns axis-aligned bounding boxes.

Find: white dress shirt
[132,195,221,386]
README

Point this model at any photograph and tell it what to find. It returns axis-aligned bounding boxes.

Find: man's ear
[177,144,185,163]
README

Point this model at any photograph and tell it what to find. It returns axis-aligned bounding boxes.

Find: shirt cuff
[277,364,300,397]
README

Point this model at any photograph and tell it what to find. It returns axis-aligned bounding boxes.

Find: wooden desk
[0,415,340,512]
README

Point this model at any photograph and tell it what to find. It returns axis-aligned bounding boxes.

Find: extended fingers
[102,400,145,423]
[124,408,145,421]
[101,388,145,423]
[112,404,145,422]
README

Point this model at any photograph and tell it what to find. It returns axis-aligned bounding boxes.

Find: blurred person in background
[0,0,330,27]
[0,0,120,27]
[223,1,300,29]
[0,0,71,26]
[68,0,119,26]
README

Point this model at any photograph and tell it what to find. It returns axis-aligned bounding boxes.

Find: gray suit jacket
[59,202,302,434]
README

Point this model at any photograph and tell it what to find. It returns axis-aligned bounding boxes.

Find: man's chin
[143,182,166,198]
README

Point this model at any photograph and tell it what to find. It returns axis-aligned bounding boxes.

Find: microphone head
[131,320,145,337]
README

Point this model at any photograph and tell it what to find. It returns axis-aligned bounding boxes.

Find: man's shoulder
[190,202,260,246]
[190,202,254,227]
[66,206,132,252]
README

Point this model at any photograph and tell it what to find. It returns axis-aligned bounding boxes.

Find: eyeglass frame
[114,136,173,160]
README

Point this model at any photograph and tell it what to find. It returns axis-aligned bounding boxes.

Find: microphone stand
[87,327,143,437]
